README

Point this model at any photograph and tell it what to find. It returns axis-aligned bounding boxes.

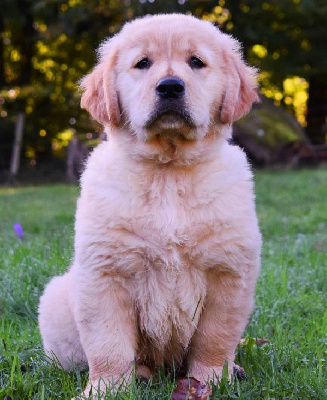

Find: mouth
[145,104,196,131]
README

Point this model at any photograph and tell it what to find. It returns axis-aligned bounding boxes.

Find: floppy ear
[220,49,259,125]
[80,42,120,127]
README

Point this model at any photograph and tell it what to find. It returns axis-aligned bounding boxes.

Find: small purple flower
[13,223,24,240]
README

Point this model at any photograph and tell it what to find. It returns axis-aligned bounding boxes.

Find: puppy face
[81,14,258,144]
[114,19,220,142]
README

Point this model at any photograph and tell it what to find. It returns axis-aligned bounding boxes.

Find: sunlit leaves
[202,5,230,27]
[258,73,309,127]
[283,77,309,126]
[251,44,268,59]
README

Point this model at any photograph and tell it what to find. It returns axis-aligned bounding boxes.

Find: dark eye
[134,57,151,69]
[189,56,206,69]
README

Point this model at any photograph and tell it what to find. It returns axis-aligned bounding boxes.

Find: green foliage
[226,0,327,79]
[0,169,326,398]
[1,0,220,167]
[224,0,327,144]
[1,0,327,166]
[0,0,218,147]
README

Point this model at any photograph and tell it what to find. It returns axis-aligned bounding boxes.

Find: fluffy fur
[38,14,261,397]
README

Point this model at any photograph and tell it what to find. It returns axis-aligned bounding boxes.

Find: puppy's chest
[125,185,213,347]
[129,182,221,267]
[131,262,206,351]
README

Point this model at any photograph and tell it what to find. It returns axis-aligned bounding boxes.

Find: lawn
[0,169,326,399]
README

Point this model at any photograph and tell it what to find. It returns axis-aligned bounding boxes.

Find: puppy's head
[80,14,258,145]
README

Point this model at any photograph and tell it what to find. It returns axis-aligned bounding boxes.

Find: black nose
[156,77,185,99]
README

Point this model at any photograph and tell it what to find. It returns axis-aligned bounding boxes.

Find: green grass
[0,169,326,399]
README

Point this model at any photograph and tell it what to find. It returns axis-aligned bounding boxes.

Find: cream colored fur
[38,14,261,397]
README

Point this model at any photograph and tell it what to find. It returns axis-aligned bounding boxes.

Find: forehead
[117,15,220,59]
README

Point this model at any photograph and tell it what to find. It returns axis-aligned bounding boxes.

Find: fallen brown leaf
[171,377,212,400]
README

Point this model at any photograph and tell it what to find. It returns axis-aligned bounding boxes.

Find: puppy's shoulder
[218,140,253,183]
[80,140,121,188]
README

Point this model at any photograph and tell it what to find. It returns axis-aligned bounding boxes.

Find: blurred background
[1,0,327,184]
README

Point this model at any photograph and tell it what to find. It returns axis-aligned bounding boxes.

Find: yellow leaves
[34,22,48,33]
[59,34,68,43]
[296,91,308,103]
[36,41,49,56]
[39,24,47,32]
[284,96,293,105]
[57,130,74,141]
[61,0,81,11]
[259,74,308,126]
[274,92,283,101]
[213,6,222,14]
[68,0,81,6]
[252,44,268,58]
[282,80,295,92]
[261,88,274,99]
[202,5,230,27]
[284,77,309,94]
[26,98,35,114]
[32,55,56,81]
[39,129,47,137]
[52,129,75,152]
[10,50,21,62]
[43,60,55,69]
[301,39,311,51]
[78,60,87,69]
[283,77,309,126]
[50,88,66,103]
[34,35,81,84]
[25,146,36,159]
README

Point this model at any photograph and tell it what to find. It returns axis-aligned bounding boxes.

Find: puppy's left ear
[220,47,259,125]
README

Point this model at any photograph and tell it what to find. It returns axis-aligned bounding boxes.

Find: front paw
[74,375,131,399]
[72,381,105,400]
[188,361,233,383]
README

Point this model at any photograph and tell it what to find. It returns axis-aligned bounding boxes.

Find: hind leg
[38,271,87,370]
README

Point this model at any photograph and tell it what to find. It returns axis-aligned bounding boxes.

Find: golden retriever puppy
[38,13,261,396]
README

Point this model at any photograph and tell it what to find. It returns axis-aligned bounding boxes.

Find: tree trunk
[306,76,327,145]
[0,13,5,87]
[10,111,25,177]
[8,0,35,180]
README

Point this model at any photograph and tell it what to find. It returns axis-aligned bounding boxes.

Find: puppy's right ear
[80,42,120,127]
[219,52,259,125]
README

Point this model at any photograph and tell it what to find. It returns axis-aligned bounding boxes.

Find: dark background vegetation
[1,0,327,183]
